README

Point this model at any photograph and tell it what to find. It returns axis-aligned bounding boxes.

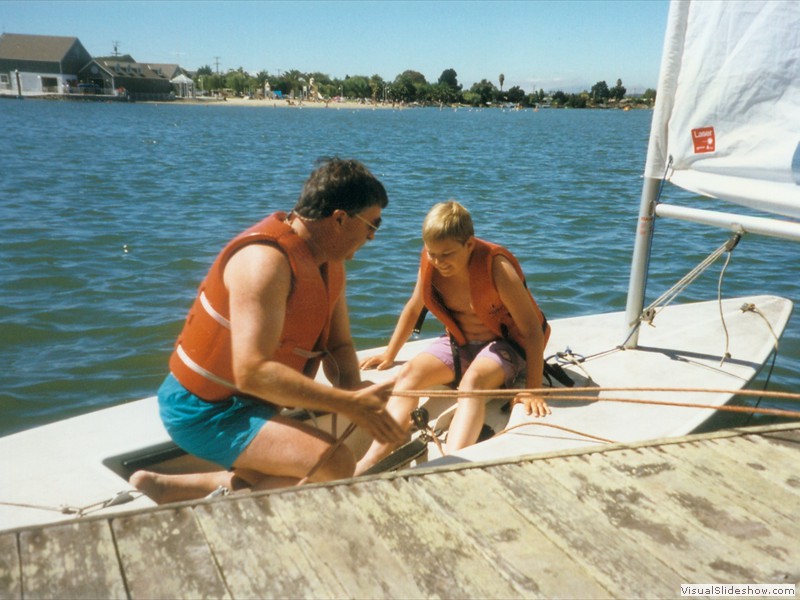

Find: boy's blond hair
[422,200,474,244]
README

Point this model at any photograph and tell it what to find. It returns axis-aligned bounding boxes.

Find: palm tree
[499,73,505,92]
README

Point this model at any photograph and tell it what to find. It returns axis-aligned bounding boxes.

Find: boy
[356,200,550,475]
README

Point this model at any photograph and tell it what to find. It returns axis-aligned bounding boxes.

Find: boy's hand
[513,392,551,418]
[359,353,395,371]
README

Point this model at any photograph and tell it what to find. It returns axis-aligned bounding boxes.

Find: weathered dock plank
[266,485,425,599]
[194,494,340,599]
[0,531,21,599]
[112,507,231,599]
[346,476,525,598]
[572,446,797,583]
[3,422,799,599]
[407,468,614,598]
[722,430,800,492]
[492,458,686,597]
[658,439,799,521]
[18,520,126,599]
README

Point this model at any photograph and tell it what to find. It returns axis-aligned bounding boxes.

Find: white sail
[645,0,800,219]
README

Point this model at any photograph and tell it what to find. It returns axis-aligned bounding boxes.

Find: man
[356,200,550,475]
[132,158,404,503]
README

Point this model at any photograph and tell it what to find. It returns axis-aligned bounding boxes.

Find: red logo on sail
[692,126,715,154]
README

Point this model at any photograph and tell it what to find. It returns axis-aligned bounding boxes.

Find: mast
[623,177,660,349]
[621,0,691,349]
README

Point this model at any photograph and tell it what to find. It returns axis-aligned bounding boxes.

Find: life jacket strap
[175,344,237,391]
[412,307,429,335]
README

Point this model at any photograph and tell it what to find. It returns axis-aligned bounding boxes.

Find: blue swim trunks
[157,373,278,470]
[421,335,526,387]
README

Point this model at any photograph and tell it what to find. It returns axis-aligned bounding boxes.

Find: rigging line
[400,390,800,419]
[742,303,781,349]
[393,386,800,401]
[495,421,617,444]
[76,490,144,516]
[556,342,624,366]
[717,248,735,366]
[0,500,80,514]
[504,395,800,419]
[553,348,596,381]
[739,303,782,427]
[640,236,734,324]
[0,490,144,517]
[297,422,357,486]
[715,231,742,366]
[745,348,779,427]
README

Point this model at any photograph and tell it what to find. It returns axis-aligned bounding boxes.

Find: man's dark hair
[293,157,388,219]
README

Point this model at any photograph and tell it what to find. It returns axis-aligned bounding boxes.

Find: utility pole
[213,56,221,75]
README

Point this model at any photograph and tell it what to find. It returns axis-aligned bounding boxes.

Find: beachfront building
[148,63,196,98]
[0,33,92,97]
[79,55,174,101]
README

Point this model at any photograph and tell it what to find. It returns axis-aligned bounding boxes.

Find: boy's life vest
[419,237,550,354]
[168,211,345,402]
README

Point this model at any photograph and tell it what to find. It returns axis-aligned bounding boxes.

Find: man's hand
[513,392,551,418]
[347,379,405,444]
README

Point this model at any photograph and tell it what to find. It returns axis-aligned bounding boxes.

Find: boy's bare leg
[355,354,454,475]
[354,394,418,475]
[445,397,486,451]
[446,357,505,452]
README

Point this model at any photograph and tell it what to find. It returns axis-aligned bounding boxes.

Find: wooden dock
[2,422,798,599]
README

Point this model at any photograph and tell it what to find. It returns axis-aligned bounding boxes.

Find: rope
[742,303,781,349]
[0,490,143,518]
[495,421,617,444]
[745,348,779,427]
[640,233,740,327]
[297,422,357,486]
[394,389,800,420]
[393,386,800,401]
[385,386,800,459]
[550,348,596,382]
[392,387,800,417]
[717,246,735,365]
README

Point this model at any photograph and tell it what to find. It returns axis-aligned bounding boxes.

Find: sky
[2,0,669,93]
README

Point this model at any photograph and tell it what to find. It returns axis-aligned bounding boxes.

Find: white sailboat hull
[0,295,791,533]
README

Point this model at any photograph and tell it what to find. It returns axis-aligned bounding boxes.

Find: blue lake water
[1,100,798,436]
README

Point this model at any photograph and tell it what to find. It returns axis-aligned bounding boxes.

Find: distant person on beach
[355,200,551,475]
[131,158,404,503]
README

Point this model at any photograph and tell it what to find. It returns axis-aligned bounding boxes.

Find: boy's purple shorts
[421,335,526,387]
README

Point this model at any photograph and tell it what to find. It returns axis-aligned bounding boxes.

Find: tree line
[195,66,656,108]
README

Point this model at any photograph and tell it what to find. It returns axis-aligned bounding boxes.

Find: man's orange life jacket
[168,211,344,401]
[420,237,550,353]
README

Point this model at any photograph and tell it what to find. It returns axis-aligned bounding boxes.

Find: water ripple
[1,102,797,435]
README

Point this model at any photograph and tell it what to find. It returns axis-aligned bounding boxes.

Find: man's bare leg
[129,470,238,504]
[131,414,352,504]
